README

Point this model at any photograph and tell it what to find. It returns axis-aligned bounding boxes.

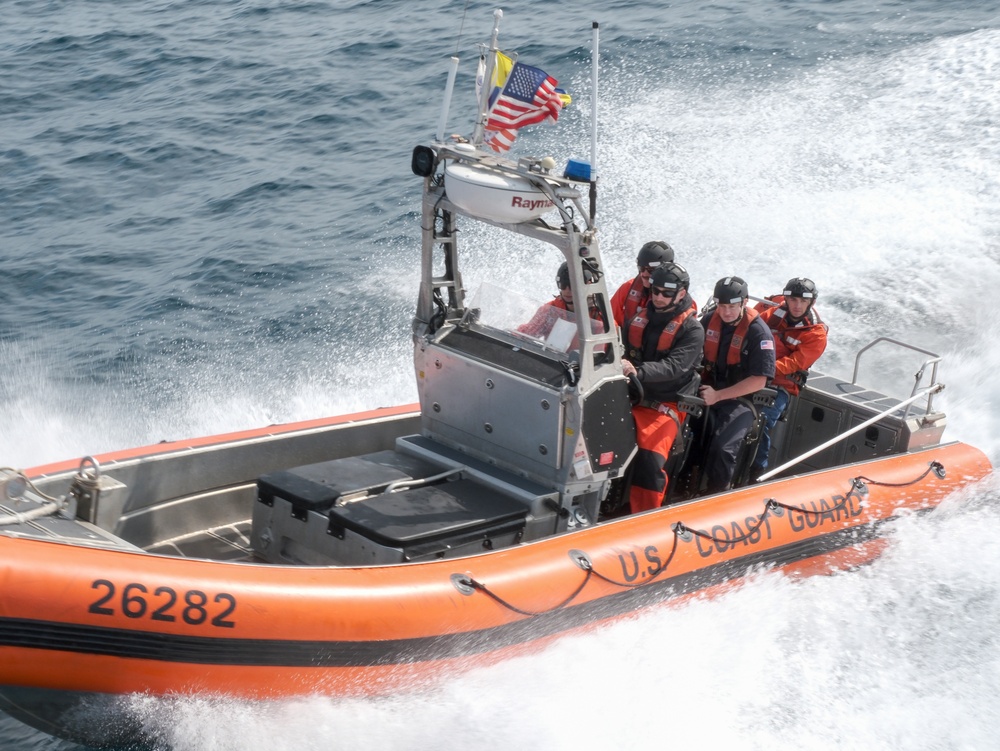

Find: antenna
[471,9,503,147]
[590,21,600,222]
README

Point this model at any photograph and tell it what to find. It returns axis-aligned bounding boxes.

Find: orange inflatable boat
[0,18,992,746]
[0,412,990,746]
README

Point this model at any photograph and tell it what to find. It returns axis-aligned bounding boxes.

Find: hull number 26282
[87,579,237,628]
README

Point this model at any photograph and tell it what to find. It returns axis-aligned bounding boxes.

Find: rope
[675,506,776,546]
[586,530,681,588]
[0,499,67,526]
[855,461,944,488]
[456,460,946,616]
[0,468,63,503]
[461,567,593,616]
[454,0,472,56]
[766,488,857,519]
[456,524,682,617]
[675,460,945,547]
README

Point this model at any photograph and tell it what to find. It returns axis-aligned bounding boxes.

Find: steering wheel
[627,373,644,406]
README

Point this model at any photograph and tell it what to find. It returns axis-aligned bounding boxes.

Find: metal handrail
[758,383,945,483]
[851,337,943,418]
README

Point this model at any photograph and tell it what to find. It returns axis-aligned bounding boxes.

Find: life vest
[758,298,828,393]
[621,276,649,324]
[625,305,697,363]
[760,298,824,331]
[554,295,603,319]
[703,307,760,386]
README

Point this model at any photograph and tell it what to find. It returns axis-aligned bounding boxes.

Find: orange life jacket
[621,276,648,324]
[703,306,759,367]
[626,305,698,363]
[757,297,828,394]
[554,295,602,323]
[701,308,760,386]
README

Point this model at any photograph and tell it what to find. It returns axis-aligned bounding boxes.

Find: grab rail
[757,383,944,483]
[852,337,942,419]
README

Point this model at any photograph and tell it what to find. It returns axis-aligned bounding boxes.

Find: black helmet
[650,262,690,293]
[714,276,748,304]
[557,261,597,289]
[636,241,675,269]
[783,277,818,300]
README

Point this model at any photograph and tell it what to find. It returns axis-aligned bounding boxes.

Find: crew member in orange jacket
[518,261,604,343]
[621,262,704,513]
[751,277,828,479]
[610,241,674,328]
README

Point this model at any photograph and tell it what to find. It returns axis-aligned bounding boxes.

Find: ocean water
[2,0,999,749]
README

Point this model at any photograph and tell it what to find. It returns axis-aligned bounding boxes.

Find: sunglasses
[638,264,661,274]
[650,286,676,298]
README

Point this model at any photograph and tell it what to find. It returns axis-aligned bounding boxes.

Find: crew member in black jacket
[698,276,776,493]
[621,262,704,513]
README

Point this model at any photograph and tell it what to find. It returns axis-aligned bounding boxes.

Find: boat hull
[0,537,896,749]
[0,441,990,726]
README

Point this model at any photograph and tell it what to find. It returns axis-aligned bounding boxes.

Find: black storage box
[257,450,439,516]
[328,479,528,560]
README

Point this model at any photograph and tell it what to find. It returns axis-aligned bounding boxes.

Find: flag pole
[589,21,599,223]
[472,8,503,148]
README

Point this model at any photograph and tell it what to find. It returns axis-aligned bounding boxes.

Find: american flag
[485,62,563,133]
[484,127,517,153]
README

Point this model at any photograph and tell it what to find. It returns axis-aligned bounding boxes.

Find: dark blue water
[3,1,1000,748]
